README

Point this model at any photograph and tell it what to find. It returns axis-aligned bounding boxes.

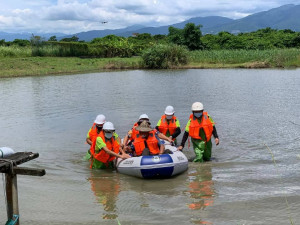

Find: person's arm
[177,131,189,150]
[209,115,219,145]
[212,126,219,145]
[86,138,92,146]
[157,132,173,143]
[102,146,130,159]
[171,127,181,139]
[86,129,92,145]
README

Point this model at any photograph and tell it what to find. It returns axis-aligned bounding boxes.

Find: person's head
[191,102,204,118]
[164,105,175,120]
[137,114,150,125]
[136,120,153,138]
[94,114,106,129]
[103,121,115,139]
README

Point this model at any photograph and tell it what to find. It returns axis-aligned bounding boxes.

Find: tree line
[1,23,300,58]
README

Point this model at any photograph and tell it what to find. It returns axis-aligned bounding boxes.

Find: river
[0,69,299,225]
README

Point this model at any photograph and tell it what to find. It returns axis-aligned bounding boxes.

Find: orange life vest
[158,115,177,136]
[91,131,120,163]
[188,112,214,142]
[133,130,160,156]
[130,122,139,141]
[88,123,98,142]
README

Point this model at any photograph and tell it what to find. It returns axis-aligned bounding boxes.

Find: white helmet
[164,106,175,115]
[103,121,115,131]
[94,114,106,125]
[139,114,149,120]
[191,102,204,111]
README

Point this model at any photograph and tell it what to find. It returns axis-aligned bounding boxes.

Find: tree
[0,39,5,46]
[168,26,184,46]
[183,23,203,50]
[30,34,45,47]
[12,39,30,46]
[60,36,79,42]
[48,36,57,41]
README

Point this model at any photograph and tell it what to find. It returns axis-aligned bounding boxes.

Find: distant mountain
[208,4,300,33]
[59,24,146,41]
[69,4,300,41]
[0,32,66,42]
[115,16,234,37]
[1,4,300,42]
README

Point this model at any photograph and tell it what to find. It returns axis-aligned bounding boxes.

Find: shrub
[142,44,189,69]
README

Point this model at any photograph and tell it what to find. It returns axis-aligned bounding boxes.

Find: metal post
[6,172,19,225]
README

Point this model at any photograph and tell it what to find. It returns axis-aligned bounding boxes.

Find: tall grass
[190,49,300,67]
[0,46,31,57]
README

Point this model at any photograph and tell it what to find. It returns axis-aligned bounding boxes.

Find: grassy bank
[0,57,143,78]
[1,48,300,78]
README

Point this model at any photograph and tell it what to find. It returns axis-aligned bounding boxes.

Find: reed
[0,46,31,57]
[190,49,300,67]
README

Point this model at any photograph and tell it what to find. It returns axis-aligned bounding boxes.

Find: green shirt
[95,132,119,153]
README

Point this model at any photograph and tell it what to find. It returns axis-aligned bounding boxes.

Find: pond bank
[1,55,299,78]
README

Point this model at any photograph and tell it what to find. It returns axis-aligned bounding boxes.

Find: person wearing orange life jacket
[156,106,181,145]
[91,122,130,169]
[85,114,106,160]
[123,114,150,154]
[123,114,172,154]
[178,102,219,162]
[132,120,173,156]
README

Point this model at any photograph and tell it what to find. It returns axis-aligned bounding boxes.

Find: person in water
[156,106,181,145]
[178,102,219,162]
[132,120,173,156]
[90,121,130,169]
[85,114,106,159]
[123,114,173,154]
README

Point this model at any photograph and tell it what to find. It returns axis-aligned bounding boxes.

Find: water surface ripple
[0,69,299,224]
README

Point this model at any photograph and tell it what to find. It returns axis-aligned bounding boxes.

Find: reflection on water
[188,165,214,210]
[188,164,214,225]
[88,171,120,220]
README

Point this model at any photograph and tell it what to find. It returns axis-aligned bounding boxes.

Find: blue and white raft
[116,142,188,178]
[0,147,15,158]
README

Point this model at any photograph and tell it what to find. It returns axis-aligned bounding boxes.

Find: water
[0,69,299,224]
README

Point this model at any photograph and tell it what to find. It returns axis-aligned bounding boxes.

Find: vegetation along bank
[1,24,300,78]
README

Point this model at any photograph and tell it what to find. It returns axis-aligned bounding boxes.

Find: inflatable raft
[116,142,188,178]
[0,147,15,158]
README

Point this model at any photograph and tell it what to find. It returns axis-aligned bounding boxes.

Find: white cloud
[0,0,300,34]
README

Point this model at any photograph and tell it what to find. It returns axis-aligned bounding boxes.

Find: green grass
[189,49,300,68]
[0,46,31,57]
[0,57,142,78]
[1,48,300,78]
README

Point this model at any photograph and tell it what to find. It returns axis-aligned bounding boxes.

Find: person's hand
[215,138,219,146]
[167,136,173,143]
[177,146,183,151]
[121,153,131,159]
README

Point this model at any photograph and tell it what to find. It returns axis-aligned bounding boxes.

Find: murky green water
[1,69,299,224]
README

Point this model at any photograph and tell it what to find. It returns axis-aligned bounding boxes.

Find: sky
[1,0,300,34]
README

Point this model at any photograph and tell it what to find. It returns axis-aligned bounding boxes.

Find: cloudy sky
[1,0,300,34]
